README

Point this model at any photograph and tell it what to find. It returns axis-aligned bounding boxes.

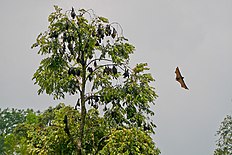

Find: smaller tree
[0,108,39,155]
[214,115,232,155]
[0,108,36,135]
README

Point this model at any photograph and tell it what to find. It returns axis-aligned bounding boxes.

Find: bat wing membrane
[175,67,188,90]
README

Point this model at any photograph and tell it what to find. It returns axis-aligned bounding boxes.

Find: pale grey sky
[1,1,232,155]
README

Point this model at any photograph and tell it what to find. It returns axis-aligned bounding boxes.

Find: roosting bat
[175,67,189,90]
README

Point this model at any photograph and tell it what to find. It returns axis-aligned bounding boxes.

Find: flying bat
[175,67,189,90]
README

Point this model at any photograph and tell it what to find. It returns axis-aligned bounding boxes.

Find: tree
[31,5,159,154]
[99,127,160,155]
[4,104,159,154]
[214,115,232,155]
[0,108,39,154]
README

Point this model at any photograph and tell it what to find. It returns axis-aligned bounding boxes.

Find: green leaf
[98,16,109,23]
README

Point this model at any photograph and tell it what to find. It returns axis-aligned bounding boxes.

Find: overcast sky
[1,0,232,155]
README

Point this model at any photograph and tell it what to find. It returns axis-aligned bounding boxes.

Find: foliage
[0,108,38,154]
[3,104,159,154]
[0,108,36,135]
[31,5,160,154]
[214,115,232,155]
[2,104,81,154]
[99,127,160,155]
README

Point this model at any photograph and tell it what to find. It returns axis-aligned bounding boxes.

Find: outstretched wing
[175,67,188,90]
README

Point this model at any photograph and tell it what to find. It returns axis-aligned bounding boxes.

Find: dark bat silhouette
[64,115,70,136]
[175,67,189,90]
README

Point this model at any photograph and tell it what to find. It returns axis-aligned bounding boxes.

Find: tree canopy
[2,104,160,154]
[16,5,162,154]
[0,108,39,154]
[214,115,232,155]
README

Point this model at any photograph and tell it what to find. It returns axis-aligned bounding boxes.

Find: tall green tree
[214,115,232,155]
[31,6,159,154]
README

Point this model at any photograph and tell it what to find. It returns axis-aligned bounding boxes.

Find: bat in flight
[175,67,189,90]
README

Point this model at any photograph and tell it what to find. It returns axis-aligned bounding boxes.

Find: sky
[0,0,232,154]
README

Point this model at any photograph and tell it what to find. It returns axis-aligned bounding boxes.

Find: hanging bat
[175,67,189,90]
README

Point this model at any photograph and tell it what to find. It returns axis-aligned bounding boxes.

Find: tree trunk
[77,49,87,155]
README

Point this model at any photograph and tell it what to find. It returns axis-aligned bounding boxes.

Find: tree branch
[94,135,109,155]
[86,58,112,68]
